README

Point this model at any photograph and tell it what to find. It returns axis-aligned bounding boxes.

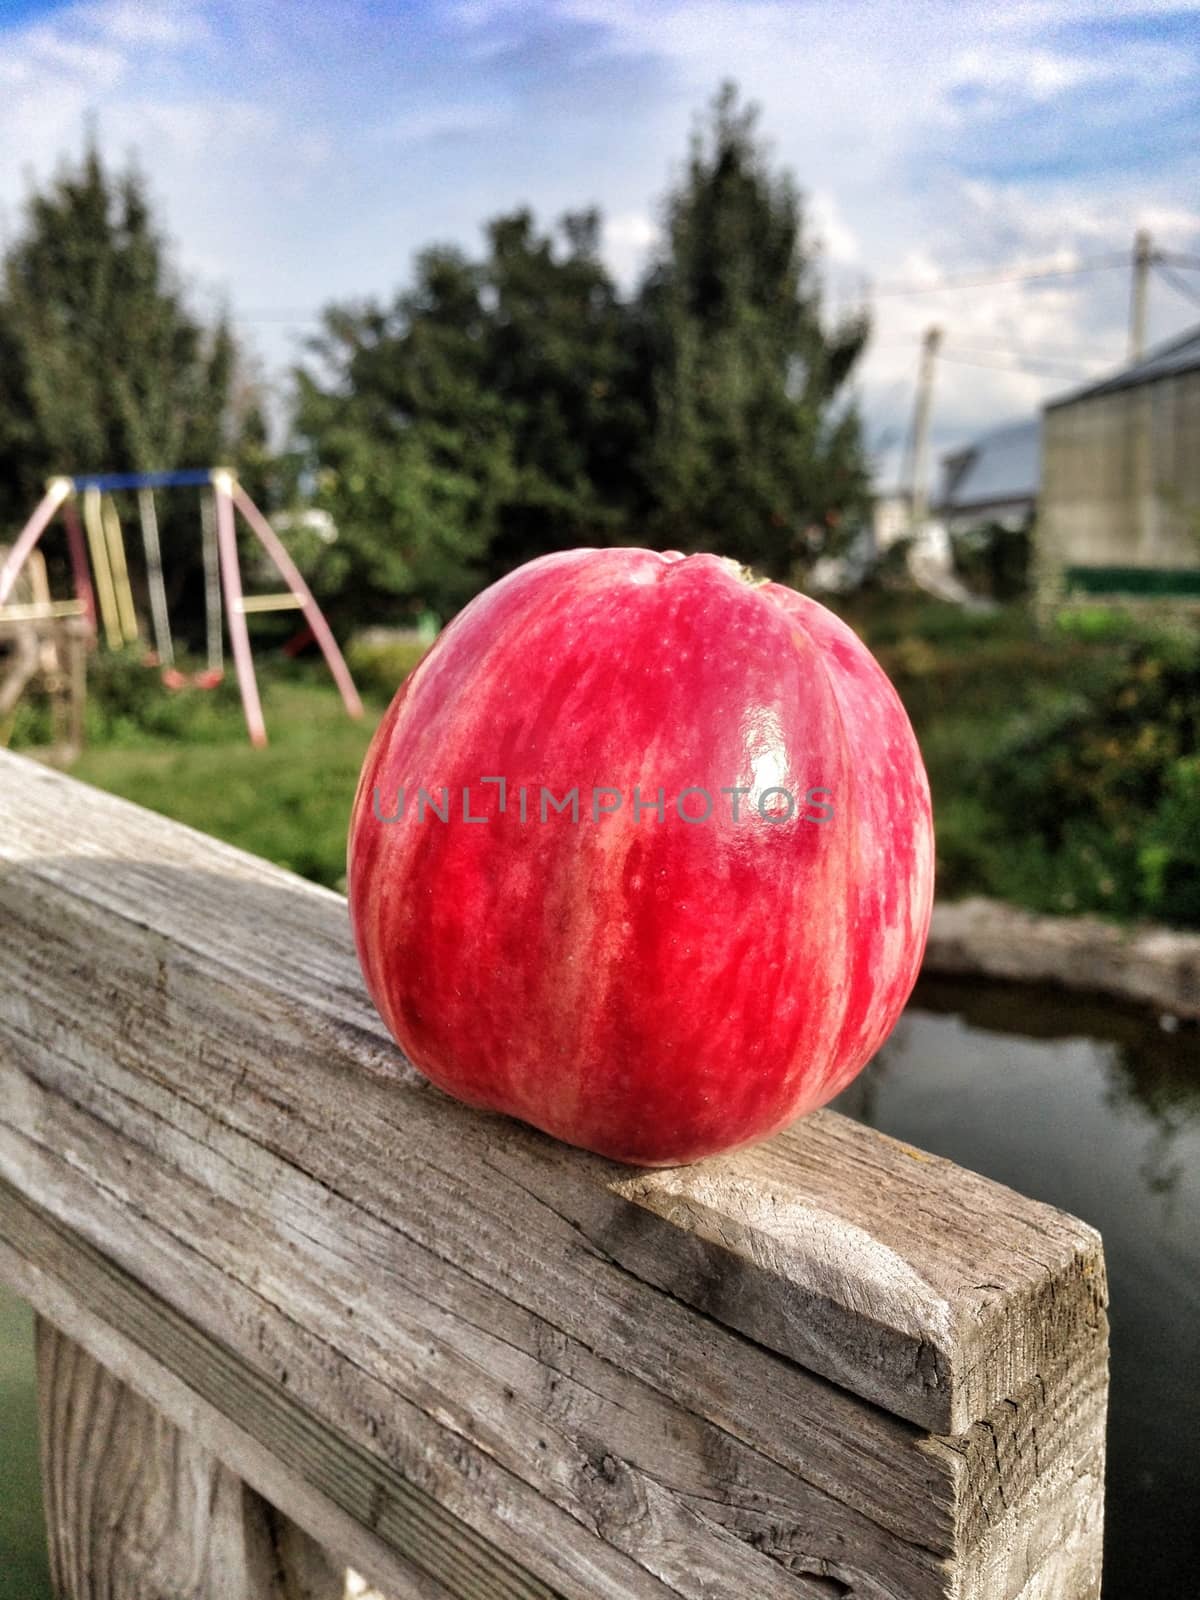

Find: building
[1039,324,1200,598]
[937,418,1040,535]
[869,486,913,554]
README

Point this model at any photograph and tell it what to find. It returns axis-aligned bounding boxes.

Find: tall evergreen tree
[638,83,870,582]
[0,143,253,529]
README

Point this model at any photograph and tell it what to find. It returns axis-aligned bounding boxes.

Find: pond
[0,975,1196,1598]
[832,976,1200,1599]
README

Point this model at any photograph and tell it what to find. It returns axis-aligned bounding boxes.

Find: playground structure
[0,546,88,764]
[0,469,363,747]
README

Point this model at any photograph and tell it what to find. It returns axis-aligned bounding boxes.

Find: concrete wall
[1040,368,1200,574]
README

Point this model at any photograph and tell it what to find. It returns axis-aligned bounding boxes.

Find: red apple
[348,549,933,1166]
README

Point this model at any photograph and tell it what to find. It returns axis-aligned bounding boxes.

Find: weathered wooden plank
[36,1318,345,1600]
[14,1197,558,1600]
[0,751,1105,1432]
[0,1057,939,1599]
[0,750,1108,1598]
[4,1225,472,1600]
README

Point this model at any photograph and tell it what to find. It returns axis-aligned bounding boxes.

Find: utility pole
[909,325,942,533]
[1129,228,1153,363]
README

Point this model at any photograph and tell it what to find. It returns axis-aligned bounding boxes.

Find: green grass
[71,674,384,889]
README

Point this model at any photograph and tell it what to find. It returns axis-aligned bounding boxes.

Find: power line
[938,350,1101,378]
[870,253,1129,297]
[1159,251,1200,273]
[1154,262,1200,311]
[942,339,1116,364]
[872,334,1116,370]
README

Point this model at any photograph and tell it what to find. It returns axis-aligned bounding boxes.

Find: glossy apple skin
[348,549,933,1166]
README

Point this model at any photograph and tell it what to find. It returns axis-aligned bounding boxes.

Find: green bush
[1141,757,1200,926]
[950,520,1031,601]
[1054,605,1139,643]
[963,627,1200,925]
[81,650,246,746]
[344,633,431,704]
[5,645,247,752]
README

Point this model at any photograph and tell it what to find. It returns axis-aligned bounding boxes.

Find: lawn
[71,673,384,889]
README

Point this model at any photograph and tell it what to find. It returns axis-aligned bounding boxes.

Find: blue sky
[2,0,1199,484]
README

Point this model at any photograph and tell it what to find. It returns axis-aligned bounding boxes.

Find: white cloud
[602,209,659,288]
[370,102,509,145]
[0,0,1196,476]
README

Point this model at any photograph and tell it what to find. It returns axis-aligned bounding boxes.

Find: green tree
[638,83,870,582]
[295,84,870,619]
[293,209,644,621]
[0,142,267,642]
[0,143,253,521]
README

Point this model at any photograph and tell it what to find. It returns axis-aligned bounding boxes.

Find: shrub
[966,626,1200,925]
[344,632,431,704]
[950,520,1031,601]
[4,645,247,751]
[1054,605,1139,643]
[1141,757,1200,926]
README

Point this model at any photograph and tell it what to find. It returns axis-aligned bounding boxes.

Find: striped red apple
[348,549,933,1166]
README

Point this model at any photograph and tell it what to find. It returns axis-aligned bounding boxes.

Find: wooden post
[0,750,1108,1600]
[36,1318,344,1599]
[82,486,124,652]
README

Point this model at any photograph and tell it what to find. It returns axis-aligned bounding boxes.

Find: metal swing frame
[0,468,362,748]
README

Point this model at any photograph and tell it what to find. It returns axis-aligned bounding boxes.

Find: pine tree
[0,142,253,526]
[638,83,870,582]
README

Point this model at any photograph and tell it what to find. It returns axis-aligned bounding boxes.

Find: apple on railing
[348,548,933,1167]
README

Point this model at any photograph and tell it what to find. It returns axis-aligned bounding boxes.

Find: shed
[1039,324,1200,597]
[938,418,1040,534]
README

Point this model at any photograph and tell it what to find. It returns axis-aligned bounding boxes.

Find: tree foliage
[295,83,870,617]
[0,143,256,527]
[0,94,872,627]
[638,83,870,582]
[294,208,643,621]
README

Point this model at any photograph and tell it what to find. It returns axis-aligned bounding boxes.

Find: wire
[946,342,1110,368]
[870,253,1129,297]
[944,339,1118,364]
[938,350,1102,377]
[1159,252,1200,273]
[1154,262,1200,311]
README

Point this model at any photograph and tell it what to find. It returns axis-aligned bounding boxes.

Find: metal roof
[1046,323,1200,409]
[938,417,1041,513]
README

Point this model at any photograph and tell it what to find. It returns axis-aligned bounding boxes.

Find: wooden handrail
[0,749,1107,1599]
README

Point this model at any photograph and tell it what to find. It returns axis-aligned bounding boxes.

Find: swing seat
[161,666,225,692]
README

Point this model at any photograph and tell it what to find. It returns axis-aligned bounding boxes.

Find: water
[833,976,1200,1599]
[0,978,1196,1597]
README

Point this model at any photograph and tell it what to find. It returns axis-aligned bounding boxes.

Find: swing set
[0,468,362,747]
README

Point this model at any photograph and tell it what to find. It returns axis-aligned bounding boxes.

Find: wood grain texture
[0,750,1108,1599]
[36,1318,345,1600]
